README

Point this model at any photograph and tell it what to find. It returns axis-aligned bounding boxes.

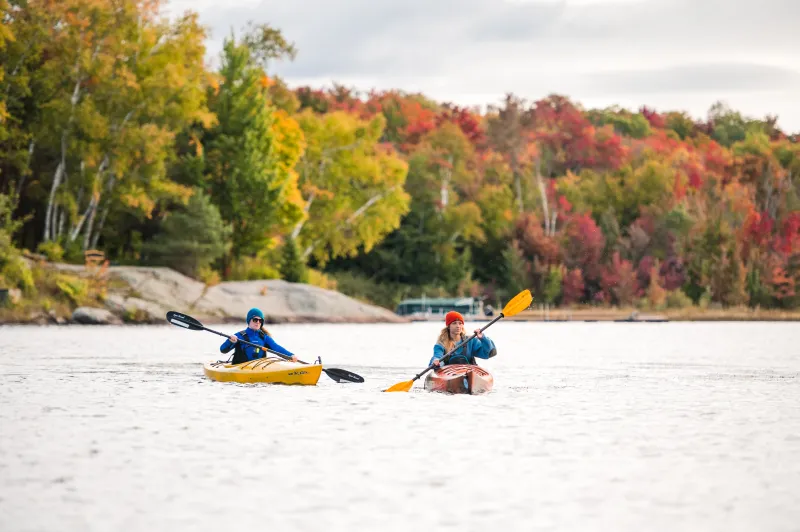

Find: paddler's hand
[474,329,483,339]
[289,355,298,362]
[228,335,238,343]
[432,359,442,367]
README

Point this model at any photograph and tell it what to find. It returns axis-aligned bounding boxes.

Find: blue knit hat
[246,307,264,324]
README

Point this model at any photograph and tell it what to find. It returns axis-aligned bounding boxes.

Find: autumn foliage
[295,85,799,309]
[1,4,798,311]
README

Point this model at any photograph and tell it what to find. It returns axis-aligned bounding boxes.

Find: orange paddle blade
[502,289,533,317]
[382,289,531,393]
[383,380,415,392]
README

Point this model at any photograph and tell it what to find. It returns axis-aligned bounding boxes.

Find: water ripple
[0,322,799,531]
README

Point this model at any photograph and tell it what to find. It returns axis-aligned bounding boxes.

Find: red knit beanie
[445,311,464,327]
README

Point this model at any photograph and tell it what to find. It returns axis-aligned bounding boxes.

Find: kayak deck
[203,357,322,385]
[423,364,494,395]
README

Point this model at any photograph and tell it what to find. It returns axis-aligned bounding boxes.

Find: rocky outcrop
[9,261,405,325]
[72,306,124,325]
[201,279,404,323]
[103,293,168,324]
[103,266,406,324]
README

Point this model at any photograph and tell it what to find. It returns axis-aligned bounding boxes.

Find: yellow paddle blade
[384,380,414,392]
[502,289,533,317]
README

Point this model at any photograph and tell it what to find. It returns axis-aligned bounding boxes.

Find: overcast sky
[166,0,800,132]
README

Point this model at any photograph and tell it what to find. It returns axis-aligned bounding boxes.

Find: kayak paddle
[166,311,365,384]
[383,289,533,392]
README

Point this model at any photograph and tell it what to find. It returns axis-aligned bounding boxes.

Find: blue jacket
[220,328,294,363]
[429,334,496,366]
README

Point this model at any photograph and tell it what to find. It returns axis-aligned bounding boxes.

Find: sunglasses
[250,317,263,323]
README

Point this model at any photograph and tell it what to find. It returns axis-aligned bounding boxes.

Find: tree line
[1,0,798,312]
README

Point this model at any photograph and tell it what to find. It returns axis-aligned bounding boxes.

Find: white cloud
[166,0,800,131]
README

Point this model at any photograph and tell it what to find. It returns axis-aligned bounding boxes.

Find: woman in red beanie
[429,310,496,367]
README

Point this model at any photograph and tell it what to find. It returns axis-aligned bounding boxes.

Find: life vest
[231,329,268,364]
[437,334,476,365]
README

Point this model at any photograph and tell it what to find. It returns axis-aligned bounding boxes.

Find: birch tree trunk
[43,61,84,241]
[535,158,551,236]
[86,175,116,251]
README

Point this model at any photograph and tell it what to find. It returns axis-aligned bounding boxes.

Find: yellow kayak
[203,357,323,385]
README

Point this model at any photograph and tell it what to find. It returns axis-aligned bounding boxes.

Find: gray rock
[47,309,67,325]
[202,279,405,323]
[104,293,166,323]
[102,267,405,323]
[47,263,407,324]
[72,307,123,325]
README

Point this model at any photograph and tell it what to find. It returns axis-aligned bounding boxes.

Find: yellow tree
[16,0,212,250]
[292,110,410,265]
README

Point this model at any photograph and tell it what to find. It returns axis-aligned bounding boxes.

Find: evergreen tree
[142,191,229,277]
[203,36,304,272]
[279,234,307,283]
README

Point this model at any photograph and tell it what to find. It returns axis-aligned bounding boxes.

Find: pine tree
[279,235,307,283]
[204,36,304,271]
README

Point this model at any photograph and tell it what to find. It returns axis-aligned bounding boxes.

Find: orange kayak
[423,364,494,395]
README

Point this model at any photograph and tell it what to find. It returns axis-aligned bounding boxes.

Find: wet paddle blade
[383,380,414,392]
[166,311,204,331]
[502,289,533,317]
[323,367,365,383]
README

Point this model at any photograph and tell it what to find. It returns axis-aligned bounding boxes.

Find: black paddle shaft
[204,326,363,383]
[204,324,296,361]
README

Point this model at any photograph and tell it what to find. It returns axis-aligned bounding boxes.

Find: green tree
[470,172,516,287]
[664,112,696,140]
[0,192,33,291]
[3,0,211,253]
[242,22,297,70]
[279,234,308,283]
[0,0,15,188]
[587,106,651,139]
[292,110,410,266]
[203,36,305,270]
[142,190,229,277]
[708,101,748,147]
[335,121,490,292]
[499,242,531,298]
[542,265,563,305]
[0,0,42,198]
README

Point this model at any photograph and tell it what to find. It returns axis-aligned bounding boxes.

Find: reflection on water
[1,322,799,531]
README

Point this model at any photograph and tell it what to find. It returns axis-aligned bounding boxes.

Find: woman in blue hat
[219,308,298,364]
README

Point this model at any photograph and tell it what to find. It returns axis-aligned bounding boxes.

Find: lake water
[1,321,799,532]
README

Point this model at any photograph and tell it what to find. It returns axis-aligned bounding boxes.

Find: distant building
[395,297,484,318]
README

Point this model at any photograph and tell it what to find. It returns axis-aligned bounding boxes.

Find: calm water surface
[1,321,799,531]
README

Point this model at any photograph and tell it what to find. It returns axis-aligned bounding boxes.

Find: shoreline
[0,259,409,326]
[2,258,798,325]
[405,307,800,323]
[4,306,800,325]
